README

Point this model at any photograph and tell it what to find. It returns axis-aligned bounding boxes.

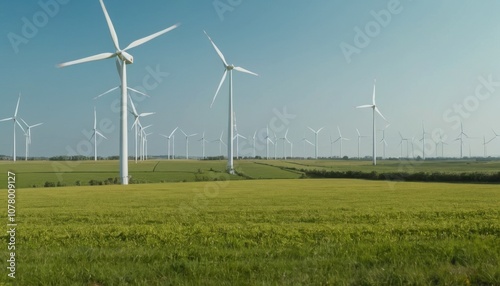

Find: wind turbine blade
[16,121,25,133]
[356,104,373,109]
[285,128,289,138]
[58,52,116,68]
[189,133,198,137]
[233,66,258,76]
[204,30,228,66]
[307,126,315,133]
[372,80,376,105]
[90,131,95,141]
[240,135,247,140]
[356,128,360,136]
[210,70,227,108]
[374,107,387,121]
[128,95,139,116]
[139,112,155,117]
[94,86,119,100]
[20,118,29,127]
[93,107,97,129]
[14,95,21,117]
[169,127,178,137]
[124,23,179,51]
[96,130,107,140]
[0,117,13,122]
[99,0,120,50]
[318,127,325,133]
[180,129,188,137]
[115,58,123,81]
[127,87,149,97]
[337,126,342,137]
[131,117,140,130]
[159,134,168,138]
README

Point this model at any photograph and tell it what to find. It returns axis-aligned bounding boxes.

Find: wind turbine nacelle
[118,51,134,64]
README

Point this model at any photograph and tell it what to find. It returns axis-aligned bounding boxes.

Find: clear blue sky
[1,0,500,158]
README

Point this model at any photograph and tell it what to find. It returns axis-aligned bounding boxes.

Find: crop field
[0,178,499,285]
[1,159,499,188]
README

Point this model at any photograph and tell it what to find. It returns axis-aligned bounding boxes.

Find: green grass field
[1,159,499,188]
[1,179,499,285]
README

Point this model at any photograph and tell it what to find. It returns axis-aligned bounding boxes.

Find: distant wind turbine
[20,119,43,161]
[198,132,209,159]
[204,31,258,174]
[378,124,390,159]
[419,121,430,160]
[333,126,349,159]
[356,80,387,165]
[212,131,226,157]
[180,129,197,160]
[307,126,324,159]
[160,127,178,160]
[0,94,25,162]
[265,126,273,160]
[57,0,179,184]
[398,132,409,159]
[90,107,107,161]
[129,95,154,163]
[301,137,314,159]
[279,129,290,159]
[355,128,367,160]
[455,123,469,158]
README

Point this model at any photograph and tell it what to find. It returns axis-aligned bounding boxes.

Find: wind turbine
[20,119,43,161]
[160,127,178,160]
[129,95,154,163]
[483,136,495,157]
[139,124,152,161]
[180,129,197,160]
[286,135,293,159]
[143,131,152,160]
[252,130,257,158]
[198,132,209,159]
[307,126,324,159]
[378,124,390,159]
[273,131,278,160]
[419,121,429,160]
[0,94,25,162]
[301,137,314,159]
[333,126,350,159]
[356,80,387,165]
[57,0,179,184]
[398,132,409,159]
[212,131,226,157]
[279,129,290,159]
[204,31,258,174]
[264,126,274,159]
[90,107,107,161]
[439,134,448,158]
[355,128,367,160]
[233,112,246,159]
[455,123,469,158]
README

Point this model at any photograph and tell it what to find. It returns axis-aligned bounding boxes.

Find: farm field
[0,159,499,188]
[0,179,499,285]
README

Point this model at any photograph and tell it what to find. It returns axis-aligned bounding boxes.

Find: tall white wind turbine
[0,94,25,162]
[204,31,258,174]
[279,129,290,159]
[129,95,154,163]
[307,126,324,159]
[455,123,469,159]
[180,129,197,160]
[356,80,387,165]
[398,132,409,159]
[90,107,107,161]
[20,119,43,161]
[252,130,257,158]
[301,137,314,159]
[139,124,152,161]
[58,0,179,184]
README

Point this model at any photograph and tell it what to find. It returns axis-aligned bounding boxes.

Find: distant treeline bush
[298,169,500,183]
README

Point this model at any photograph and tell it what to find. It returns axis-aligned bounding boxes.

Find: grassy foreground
[1,179,499,285]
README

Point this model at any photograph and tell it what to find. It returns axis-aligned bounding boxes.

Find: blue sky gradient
[1,0,500,158]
